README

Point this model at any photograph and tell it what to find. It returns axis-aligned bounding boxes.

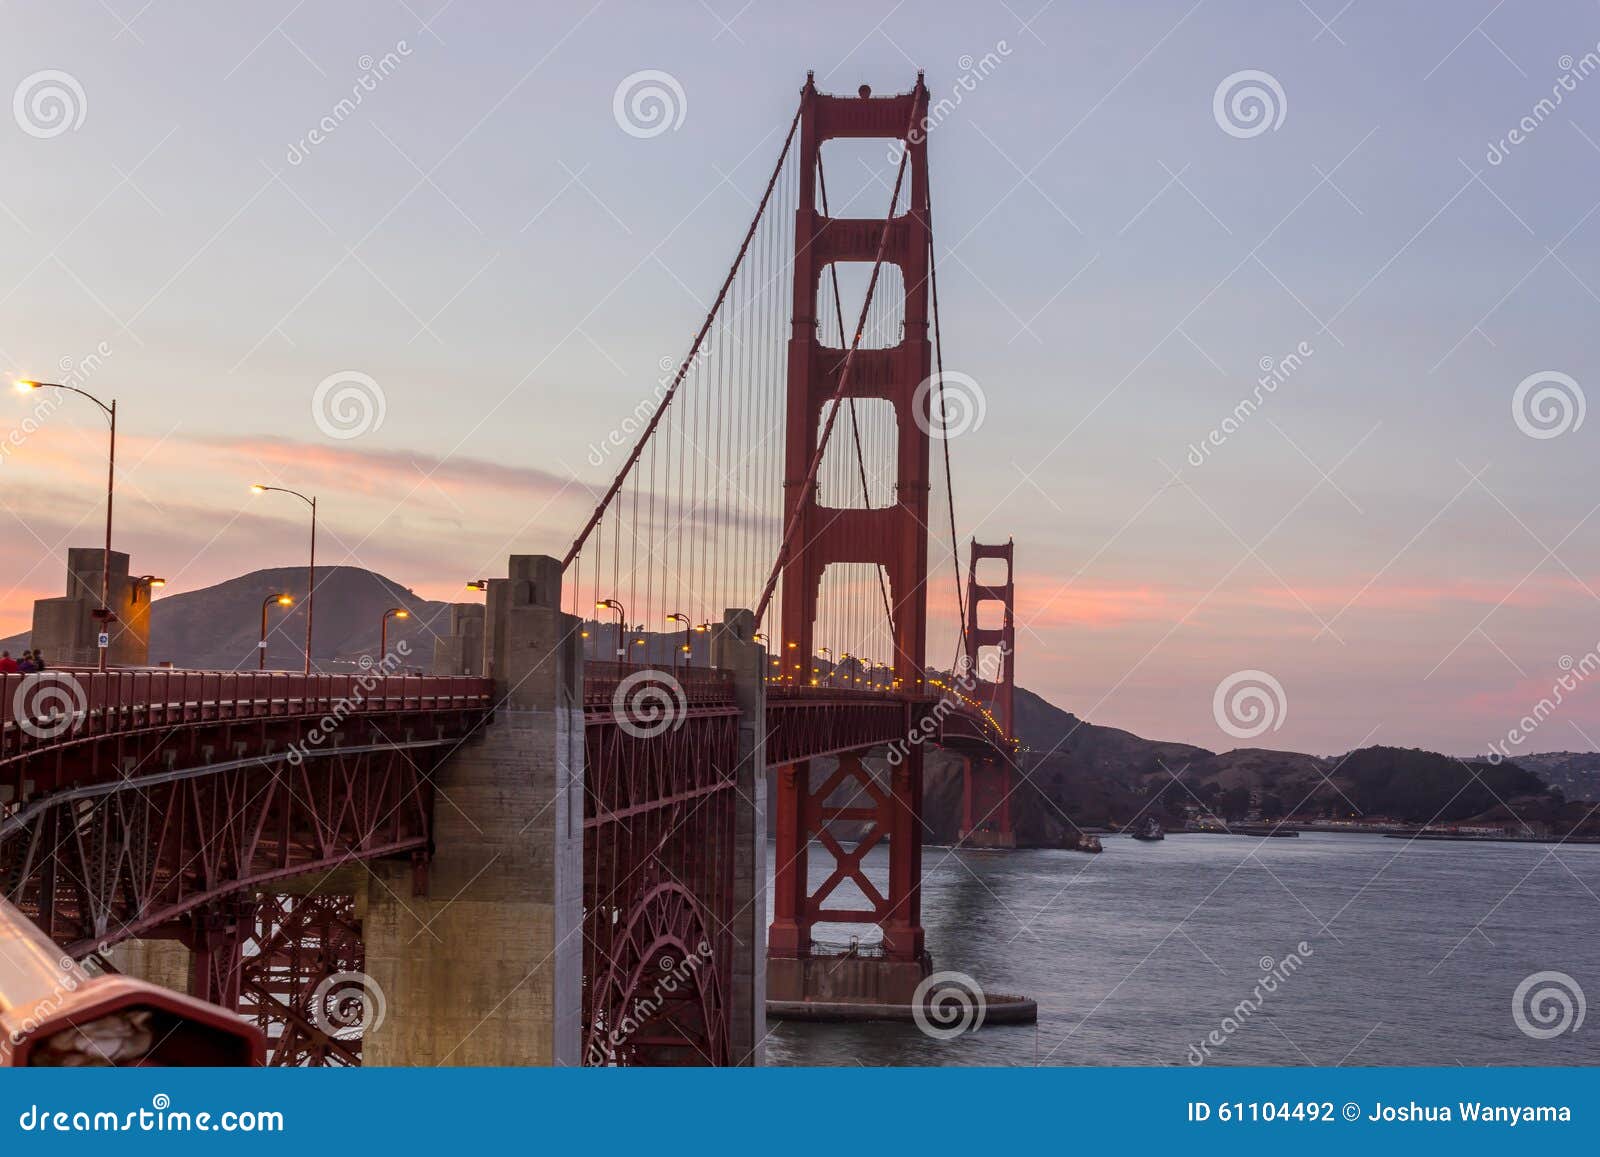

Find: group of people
[0,649,48,673]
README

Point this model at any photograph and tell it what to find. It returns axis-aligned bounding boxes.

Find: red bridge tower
[959,538,1017,849]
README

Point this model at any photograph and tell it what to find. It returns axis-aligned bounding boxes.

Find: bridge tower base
[958,755,1017,849]
[363,554,584,1066]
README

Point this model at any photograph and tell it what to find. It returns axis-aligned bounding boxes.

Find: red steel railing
[1,668,494,765]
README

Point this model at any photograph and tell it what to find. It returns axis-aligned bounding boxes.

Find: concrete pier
[363,555,584,1065]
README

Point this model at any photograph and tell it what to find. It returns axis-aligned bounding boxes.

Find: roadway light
[20,377,116,670]
[465,580,488,592]
[251,484,318,675]
[380,607,409,659]
[596,598,626,660]
[259,593,294,670]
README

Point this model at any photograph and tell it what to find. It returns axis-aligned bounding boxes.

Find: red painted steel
[770,74,933,966]
[237,894,368,1066]
[583,669,738,1065]
[961,538,1018,841]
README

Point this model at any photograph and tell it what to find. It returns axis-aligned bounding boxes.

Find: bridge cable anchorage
[817,155,897,644]
[753,93,923,631]
[561,98,802,573]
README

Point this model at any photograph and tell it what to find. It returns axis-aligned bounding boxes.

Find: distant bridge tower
[959,538,1017,848]
[769,72,934,1002]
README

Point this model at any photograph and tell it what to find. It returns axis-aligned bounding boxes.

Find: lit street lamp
[250,485,317,675]
[380,607,409,661]
[16,378,116,670]
[666,612,692,667]
[259,594,293,670]
[131,575,166,604]
[596,599,626,660]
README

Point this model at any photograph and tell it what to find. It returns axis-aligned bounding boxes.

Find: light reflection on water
[764,832,1600,1066]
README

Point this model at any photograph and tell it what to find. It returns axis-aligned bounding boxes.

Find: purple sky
[4,1,1600,758]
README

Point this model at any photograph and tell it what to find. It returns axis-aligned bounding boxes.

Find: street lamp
[17,378,116,670]
[465,580,488,592]
[596,599,626,660]
[130,575,166,604]
[380,607,409,661]
[820,646,833,686]
[250,485,317,675]
[666,613,692,667]
[259,594,293,670]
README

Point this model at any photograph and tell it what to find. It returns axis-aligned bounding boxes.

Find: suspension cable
[562,100,803,570]
[926,176,969,671]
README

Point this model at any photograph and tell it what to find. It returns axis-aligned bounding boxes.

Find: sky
[2,0,1600,759]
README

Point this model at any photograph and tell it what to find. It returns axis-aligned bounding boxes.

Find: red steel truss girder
[583,706,740,1067]
[2,738,445,957]
[236,894,367,1067]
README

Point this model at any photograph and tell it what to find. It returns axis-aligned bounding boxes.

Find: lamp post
[666,613,691,668]
[259,594,293,670]
[820,646,833,686]
[16,379,116,670]
[380,607,409,663]
[596,599,626,660]
[131,575,166,604]
[250,485,317,674]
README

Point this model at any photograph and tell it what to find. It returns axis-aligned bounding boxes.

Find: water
[764,832,1600,1066]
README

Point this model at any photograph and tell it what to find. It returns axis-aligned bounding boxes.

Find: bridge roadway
[2,662,1007,960]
